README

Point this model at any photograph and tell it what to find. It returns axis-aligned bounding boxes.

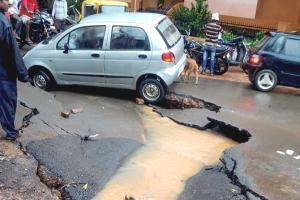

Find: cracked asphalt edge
[19,101,64,199]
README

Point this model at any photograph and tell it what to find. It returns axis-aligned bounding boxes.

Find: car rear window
[253,36,270,52]
[157,18,181,48]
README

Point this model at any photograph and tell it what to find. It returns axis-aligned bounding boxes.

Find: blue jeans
[0,80,18,139]
[202,45,216,75]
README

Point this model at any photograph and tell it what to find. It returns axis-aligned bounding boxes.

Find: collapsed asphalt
[26,136,141,200]
[1,76,299,199]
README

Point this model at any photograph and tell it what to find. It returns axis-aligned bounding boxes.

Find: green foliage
[222,31,237,42]
[157,0,164,8]
[172,0,210,37]
[223,31,265,50]
[245,32,265,50]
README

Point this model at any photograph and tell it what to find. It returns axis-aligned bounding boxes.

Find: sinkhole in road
[93,106,238,200]
[158,92,221,112]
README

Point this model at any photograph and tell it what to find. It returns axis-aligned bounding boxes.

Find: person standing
[202,12,223,77]
[0,0,31,141]
[52,0,67,33]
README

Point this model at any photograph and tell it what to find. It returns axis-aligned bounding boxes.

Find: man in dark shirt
[0,0,30,141]
[202,12,223,76]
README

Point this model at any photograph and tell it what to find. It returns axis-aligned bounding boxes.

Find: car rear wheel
[32,70,54,91]
[254,69,277,92]
[138,78,166,104]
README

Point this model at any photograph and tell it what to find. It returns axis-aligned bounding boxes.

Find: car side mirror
[63,43,69,54]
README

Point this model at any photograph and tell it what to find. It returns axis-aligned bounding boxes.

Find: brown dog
[182,54,199,84]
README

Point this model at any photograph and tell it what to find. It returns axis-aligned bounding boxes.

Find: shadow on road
[54,85,137,101]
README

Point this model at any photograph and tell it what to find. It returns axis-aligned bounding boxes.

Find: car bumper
[158,55,186,86]
[243,63,261,82]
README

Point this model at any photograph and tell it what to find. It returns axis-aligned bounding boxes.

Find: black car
[244,32,300,92]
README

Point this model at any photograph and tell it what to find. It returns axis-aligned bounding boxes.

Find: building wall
[256,0,300,23]
[142,0,157,9]
[184,0,258,18]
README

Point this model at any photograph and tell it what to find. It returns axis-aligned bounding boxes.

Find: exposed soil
[0,140,59,200]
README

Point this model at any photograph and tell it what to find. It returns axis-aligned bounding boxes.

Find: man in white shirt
[52,0,67,32]
[8,0,21,38]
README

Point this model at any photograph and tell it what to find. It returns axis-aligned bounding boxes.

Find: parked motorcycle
[184,29,248,75]
[184,31,231,75]
[29,11,57,44]
[17,10,56,49]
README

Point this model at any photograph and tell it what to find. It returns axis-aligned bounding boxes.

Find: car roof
[80,12,166,26]
[269,31,300,38]
[83,0,128,7]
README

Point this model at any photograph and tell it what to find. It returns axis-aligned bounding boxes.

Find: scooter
[218,36,248,73]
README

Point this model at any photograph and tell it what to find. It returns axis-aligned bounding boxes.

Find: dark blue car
[244,32,300,92]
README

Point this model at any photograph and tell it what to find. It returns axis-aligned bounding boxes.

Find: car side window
[68,26,106,50]
[110,26,150,51]
[57,34,69,50]
[282,38,300,58]
[269,36,285,53]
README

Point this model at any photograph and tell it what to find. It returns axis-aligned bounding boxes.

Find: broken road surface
[1,78,299,200]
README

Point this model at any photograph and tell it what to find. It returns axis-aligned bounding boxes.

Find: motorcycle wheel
[214,59,229,75]
[29,30,42,43]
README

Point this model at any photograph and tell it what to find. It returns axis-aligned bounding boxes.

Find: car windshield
[101,5,125,13]
[157,17,181,48]
[42,24,76,45]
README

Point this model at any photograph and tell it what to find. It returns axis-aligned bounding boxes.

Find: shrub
[172,0,210,37]
[222,31,237,42]
[222,31,265,50]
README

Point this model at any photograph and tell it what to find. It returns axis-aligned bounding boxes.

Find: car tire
[254,69,277,92]
[138,78,166,104]
[32,70,54,91]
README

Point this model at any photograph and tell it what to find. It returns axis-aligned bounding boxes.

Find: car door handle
[91,53,100,58]
[138,54,147,59]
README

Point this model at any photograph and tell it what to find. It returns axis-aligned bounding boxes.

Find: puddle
[93,106,237,200]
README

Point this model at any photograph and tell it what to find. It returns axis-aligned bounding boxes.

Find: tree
[172,0,210,37]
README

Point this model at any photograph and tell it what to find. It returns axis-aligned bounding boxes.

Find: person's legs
[210,47,216,76]
[14,15,22,37]
[0,80,18,140]
[54,19,62,33]
[201,45,208,74]
[21,15,31,42]
[61,19,66,32]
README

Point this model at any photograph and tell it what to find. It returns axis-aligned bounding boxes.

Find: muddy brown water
[93,106,237,200]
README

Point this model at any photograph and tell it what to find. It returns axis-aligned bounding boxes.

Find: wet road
[6,77,300,199]
[167,79,300,200]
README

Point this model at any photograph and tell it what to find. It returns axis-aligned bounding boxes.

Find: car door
[53,25,107,86]
[279,37,300,86]
[104,25,152,88]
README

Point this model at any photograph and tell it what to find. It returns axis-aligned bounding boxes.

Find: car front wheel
[138,78,166,104]
[32,70,54,91]
[254,69,277,92]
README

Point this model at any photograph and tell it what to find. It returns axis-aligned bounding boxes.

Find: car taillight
[249,54,262,65]
[162,52,175,63]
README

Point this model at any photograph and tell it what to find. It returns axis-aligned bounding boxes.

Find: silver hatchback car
[23,13,186,103]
